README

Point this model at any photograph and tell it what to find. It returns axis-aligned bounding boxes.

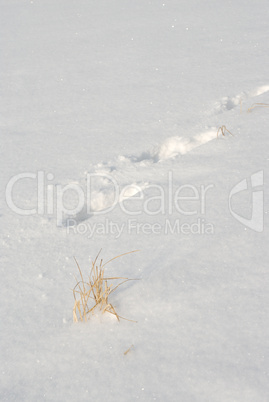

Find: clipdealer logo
[5,171,214,227]
[229,170,264,232]
[5,169,265,233]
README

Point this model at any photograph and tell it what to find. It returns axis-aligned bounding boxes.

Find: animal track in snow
[64,84,269,225]
[65,129,217,225]
[126,130,217,164]
[212,85,269,114]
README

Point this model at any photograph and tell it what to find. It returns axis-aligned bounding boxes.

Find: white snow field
[1,1,269,401]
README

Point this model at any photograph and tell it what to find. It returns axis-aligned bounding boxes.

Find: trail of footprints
[67,85,269,225]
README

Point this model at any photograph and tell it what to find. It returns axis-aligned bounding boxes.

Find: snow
[1,0,269,401]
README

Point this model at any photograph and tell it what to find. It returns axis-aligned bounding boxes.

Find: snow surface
[1,1,269,401]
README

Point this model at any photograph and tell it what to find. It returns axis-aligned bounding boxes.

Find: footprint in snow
[212,84,269,115]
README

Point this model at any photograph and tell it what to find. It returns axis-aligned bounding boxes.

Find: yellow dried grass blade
[247,103,269,113]
[74,257,86,294]
[217,125,233,138]
[109,278,140,296]
[104,303,120,321]
[124,345,134,355]
[102,250,139,268]
[73,299,84,322]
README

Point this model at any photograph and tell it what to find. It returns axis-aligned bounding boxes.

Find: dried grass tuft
[217,125,233,137]
[73,250,139,323]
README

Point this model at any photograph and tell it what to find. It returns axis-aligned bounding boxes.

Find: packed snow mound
[148,130,217,162]
[154,136,192,160]
[251,85,269,97]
